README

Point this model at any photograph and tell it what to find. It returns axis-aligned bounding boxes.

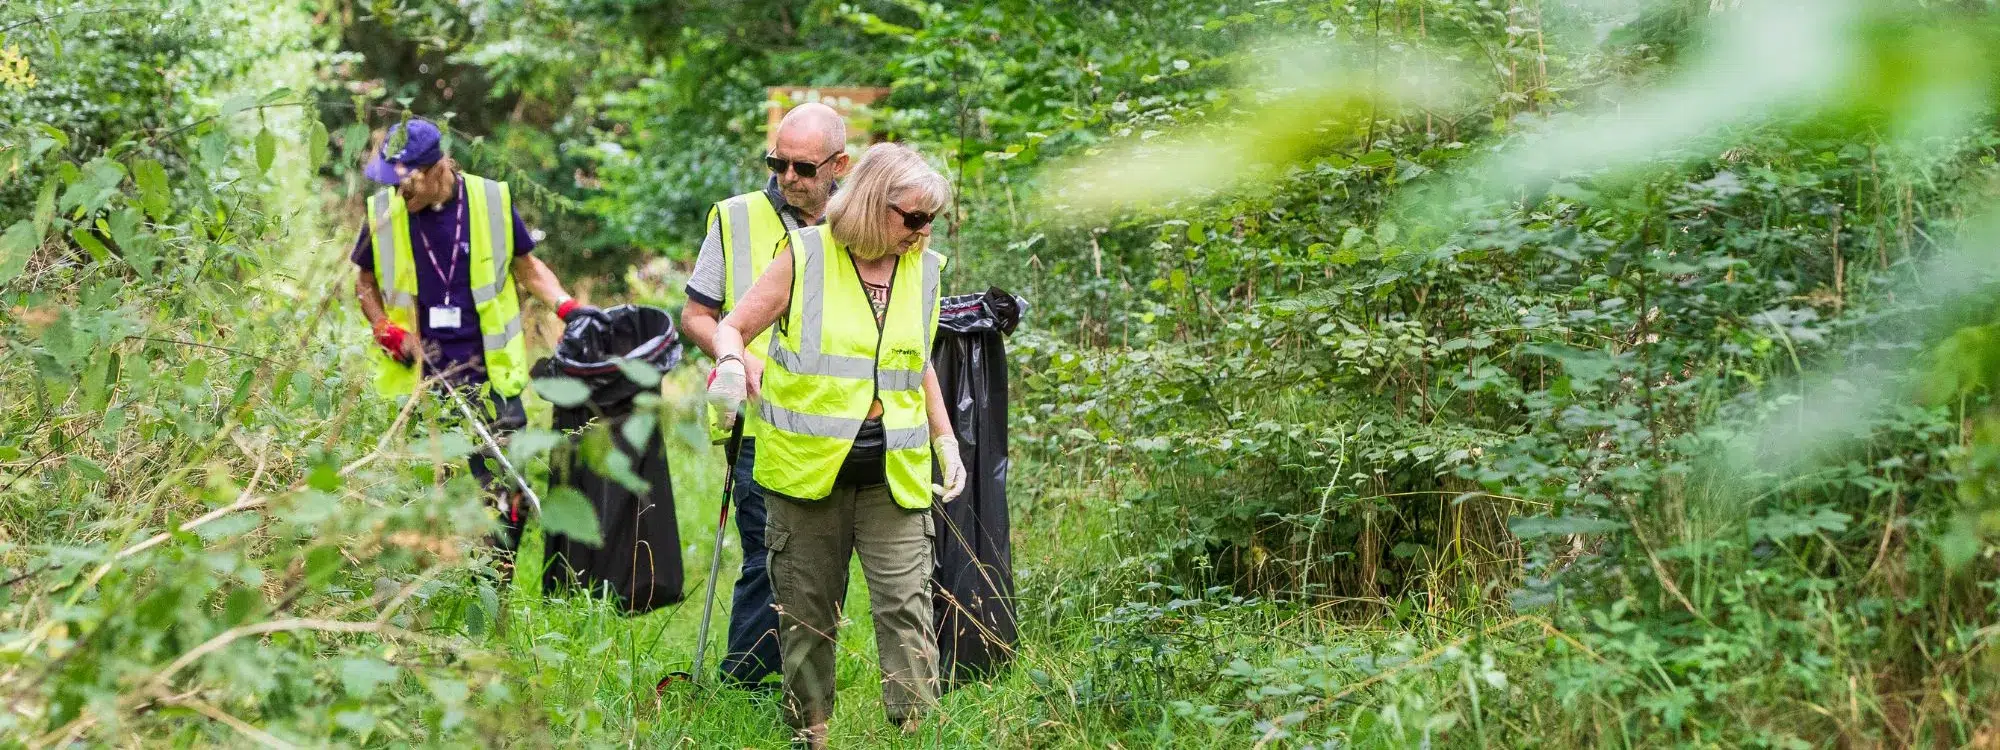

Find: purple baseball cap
[364,118,444,185]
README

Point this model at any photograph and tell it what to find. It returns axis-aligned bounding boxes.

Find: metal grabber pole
[689,426,742,684]
[447,388,543,516]
[659,422,742,691]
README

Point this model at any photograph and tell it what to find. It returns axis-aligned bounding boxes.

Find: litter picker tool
[447,387,543,516]
[659,426,742,690]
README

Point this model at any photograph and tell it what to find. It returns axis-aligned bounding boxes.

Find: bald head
[775,102,847,154]
[769,102,850,218]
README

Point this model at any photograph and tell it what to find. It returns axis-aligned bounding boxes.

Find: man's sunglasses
[765,151,840,179]
[888,204,935,231]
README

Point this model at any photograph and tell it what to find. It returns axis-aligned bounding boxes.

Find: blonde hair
[825,143,951,258]
[399,157,461,212]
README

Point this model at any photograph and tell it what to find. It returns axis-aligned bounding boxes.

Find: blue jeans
[720,438,782,686]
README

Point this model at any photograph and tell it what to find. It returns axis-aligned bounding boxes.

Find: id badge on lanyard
[419,179,470,331]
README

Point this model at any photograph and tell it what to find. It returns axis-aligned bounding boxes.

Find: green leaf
[228,368,256,411]
[333,709,378,736]
[133,159,170,222]
[1748,508,1851,541]
[255,128,276,174]
[104,209,141,256]
[307,119,330,170]
[304,544,342,585]
[1356,151,1396,169]
[58,158,126,216]
[193,513,257,540]
[219,93,256,118]
[1187,222,1207,244]
[35,123,69,150]
[81,350,111,410]
[533,377,590,407]
[339,658,398,698]
[0,221,37,286]
[425,432,478,460]
[66,455,107,483]
[340,122,371,164]
[616,359,662,388]
[69,228,109,263]
[620,412,657,451]
[425,675,470,703]
[1374,221,1400,246]
[224,587,263,625]
[33,179,56,238]
[1341,226,1367,249]
[183,357,209,388]
[582,426,649,494]
[307,459,342,492]
[1940,512,1981,570]
[198,130,230,173]
[466,582,498,637]
[540,487,602,547]
[1524,343,1617,393]
[27,137,59,163]
[1509,514,1625,540]
[506,428,564,466]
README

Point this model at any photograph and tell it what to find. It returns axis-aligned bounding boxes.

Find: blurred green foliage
[16,0,2000,745]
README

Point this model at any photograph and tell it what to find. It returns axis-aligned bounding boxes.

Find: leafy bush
[14,0,2000,745]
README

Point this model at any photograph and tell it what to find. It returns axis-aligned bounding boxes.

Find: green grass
[475,418,1525,748]
[490,422,1041,747]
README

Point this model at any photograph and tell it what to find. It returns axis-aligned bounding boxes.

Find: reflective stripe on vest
[714,192,787,312]
[463,176,528,397]
[366,174,527,398]
[729,198,754,303]
[757,401,931,449]
[370,196,416,310]
[751,225,944,509]
[708,191,789,442]
[782,228,927,392]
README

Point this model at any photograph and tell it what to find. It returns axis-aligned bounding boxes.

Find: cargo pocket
[919,512,937,598]
[765,527,792,604]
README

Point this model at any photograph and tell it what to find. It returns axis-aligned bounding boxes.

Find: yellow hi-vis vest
[366,174,529,399]
[752,225,945,509]
[706,190,788,443]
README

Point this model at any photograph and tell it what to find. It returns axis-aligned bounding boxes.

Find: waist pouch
[836,417,887,486]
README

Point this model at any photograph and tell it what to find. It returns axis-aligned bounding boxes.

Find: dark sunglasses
[888,204,935,231]
[765,151,840,179]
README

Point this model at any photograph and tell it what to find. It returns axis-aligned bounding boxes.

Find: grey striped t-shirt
[684,181,813,309]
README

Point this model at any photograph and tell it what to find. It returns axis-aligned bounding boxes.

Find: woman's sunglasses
[888,204,935,231]
[765,151,840,179]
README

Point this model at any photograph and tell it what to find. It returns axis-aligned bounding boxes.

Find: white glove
[706,357,747,430]
[933,435,966,503]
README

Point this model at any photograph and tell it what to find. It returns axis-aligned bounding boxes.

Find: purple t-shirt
[351,179,536,383]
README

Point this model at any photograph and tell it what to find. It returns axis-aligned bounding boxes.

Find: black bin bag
[531,304,685,614]
[930,287,1026,688]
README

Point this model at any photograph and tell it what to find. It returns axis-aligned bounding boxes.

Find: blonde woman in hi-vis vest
[705,142,968,748]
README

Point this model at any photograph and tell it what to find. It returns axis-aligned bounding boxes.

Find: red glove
[557,298,601,322]
[373,319,413,364]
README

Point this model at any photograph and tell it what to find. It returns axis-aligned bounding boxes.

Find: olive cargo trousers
[767,482,939,731]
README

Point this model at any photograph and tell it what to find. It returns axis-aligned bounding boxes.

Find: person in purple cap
[349,117,597,571]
